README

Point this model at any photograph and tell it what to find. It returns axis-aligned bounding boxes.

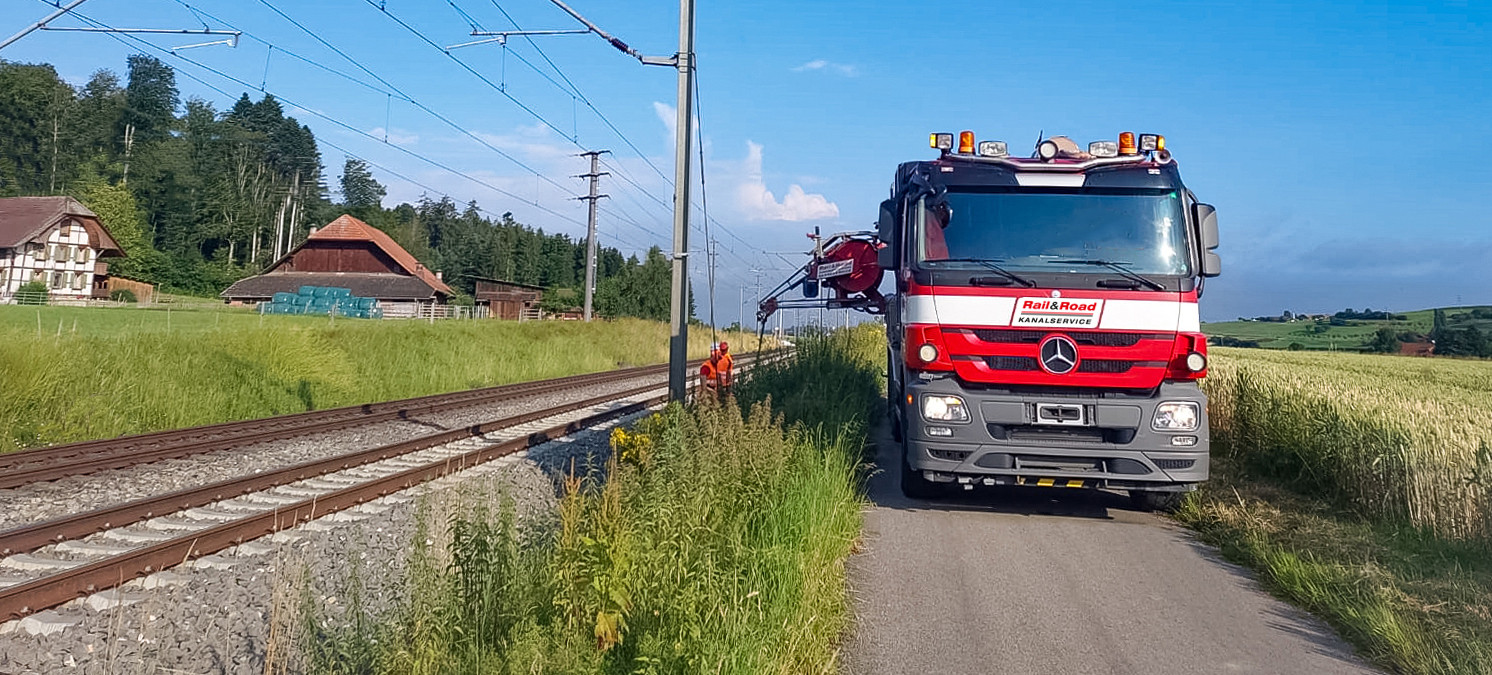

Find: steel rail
[0,380,666,557]
[0,357,737,489]
[0,362,675,471]
[0,391,668,621]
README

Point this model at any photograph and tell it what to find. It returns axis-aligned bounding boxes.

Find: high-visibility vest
[718,353,734,386]
[699,361,718,387]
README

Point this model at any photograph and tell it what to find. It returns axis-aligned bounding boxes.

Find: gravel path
[0,396,654,675]
[842,421,1382,675]
[0,374,665,532]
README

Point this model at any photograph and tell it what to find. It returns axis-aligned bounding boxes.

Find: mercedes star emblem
[1039,335,1079,374]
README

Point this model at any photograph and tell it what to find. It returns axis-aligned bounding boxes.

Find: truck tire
[886,357,903,442]
[1129,490,1185,512]
[899,445,942,500]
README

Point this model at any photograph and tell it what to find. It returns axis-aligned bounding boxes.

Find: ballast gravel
[0,374,664,532]
[0,403,648,675]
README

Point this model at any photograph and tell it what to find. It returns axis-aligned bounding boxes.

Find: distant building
[221,214,452,317]
[1399,341,1435,357]
[471,277,544,321]
[0,196,124,303]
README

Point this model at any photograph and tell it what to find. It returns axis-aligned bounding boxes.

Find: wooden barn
[0,196,123,303]
[472,277,544,320]
[221,214,452,317]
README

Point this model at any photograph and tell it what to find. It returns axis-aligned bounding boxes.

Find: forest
[0,54,675,319]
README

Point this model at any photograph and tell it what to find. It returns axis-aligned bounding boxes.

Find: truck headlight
[1152,402,1199,432]
[922,395,969,422]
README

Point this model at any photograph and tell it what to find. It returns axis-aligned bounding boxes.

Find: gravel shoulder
[842,423,1385,675]
[0,401,654,675]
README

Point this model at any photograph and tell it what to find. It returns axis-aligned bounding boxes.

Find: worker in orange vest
[698,345,721,399]
[717,340,734,394]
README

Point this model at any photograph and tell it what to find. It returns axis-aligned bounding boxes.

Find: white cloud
[792,59,856,76]
[368,127,419,145]
[654,101,677,138]
[735,141,838,222]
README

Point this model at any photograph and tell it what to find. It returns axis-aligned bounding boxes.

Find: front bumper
[903,378,1209,491]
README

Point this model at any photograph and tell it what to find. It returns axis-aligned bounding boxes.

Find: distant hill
[1203,306,1492,351]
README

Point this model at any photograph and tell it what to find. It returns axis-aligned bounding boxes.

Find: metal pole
[577,150,609,321]
[0,0,89,52]
[665,0,695,402]
[543,0,693,398]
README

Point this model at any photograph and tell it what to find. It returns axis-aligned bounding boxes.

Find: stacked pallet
[260,286,384,318]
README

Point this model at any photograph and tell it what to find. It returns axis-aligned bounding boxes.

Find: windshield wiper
[931,257,1037,288]
[1047,259,1166,291]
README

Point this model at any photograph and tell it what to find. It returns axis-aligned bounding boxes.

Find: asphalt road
[843,427,1384,675]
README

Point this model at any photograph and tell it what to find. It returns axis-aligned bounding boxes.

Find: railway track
[0,356,758,490]
[0,352,783,622]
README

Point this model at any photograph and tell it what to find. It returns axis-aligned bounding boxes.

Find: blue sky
[3,0,1489,323]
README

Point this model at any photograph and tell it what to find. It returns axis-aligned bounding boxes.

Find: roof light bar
[958,131,975,154]
[977,140,1008,158]
[931,133,954,151]
[1088,140,1119,158]
[1118,132,1138,156]
[1037,139,1060,161]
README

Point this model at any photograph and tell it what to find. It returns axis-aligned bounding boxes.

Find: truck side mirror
[1193,203,1221,277]
[877,199,897,269]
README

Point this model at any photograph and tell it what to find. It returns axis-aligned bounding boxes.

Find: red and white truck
[759,130,1222,509]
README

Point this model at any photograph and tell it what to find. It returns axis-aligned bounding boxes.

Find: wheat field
[1204,348,1492,542]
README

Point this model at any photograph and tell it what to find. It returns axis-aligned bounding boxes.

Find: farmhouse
[221,214,452,317]
[1399,340,1435,357]
[0,196,124,303]
[471,277,544,320]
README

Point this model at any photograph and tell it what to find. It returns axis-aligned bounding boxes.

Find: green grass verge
[1184,347,1492,673]
[0,314,724,452]
[298,328,882,674]
[1177,458,1492,675]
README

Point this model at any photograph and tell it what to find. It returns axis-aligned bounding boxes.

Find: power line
[59,6,591,231]
[168,0,674,248]
[367,0,766,260]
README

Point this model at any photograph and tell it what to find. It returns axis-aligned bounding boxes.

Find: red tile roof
[307,214,452,295]
[0,196,123,253]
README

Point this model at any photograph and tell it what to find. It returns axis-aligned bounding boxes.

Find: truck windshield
[917,188,1191,276]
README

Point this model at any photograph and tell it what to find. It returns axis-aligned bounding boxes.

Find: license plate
[1034,403,1086,426]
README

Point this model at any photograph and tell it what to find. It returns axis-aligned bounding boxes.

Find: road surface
[843,426,1382,675]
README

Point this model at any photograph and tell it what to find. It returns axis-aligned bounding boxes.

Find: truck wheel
[1129,490,1184,512]
[899,447,942,500]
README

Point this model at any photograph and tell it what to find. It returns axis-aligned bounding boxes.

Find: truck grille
[983,357,1153,374]
[1076,359,1133,374]
[1008,426,1107,444]
[985,356,1039,371]
[971,329,1158,347]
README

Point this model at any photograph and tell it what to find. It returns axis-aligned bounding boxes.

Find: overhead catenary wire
[373,0,766,263]
[162,0,673,247]
[55,5,592,233]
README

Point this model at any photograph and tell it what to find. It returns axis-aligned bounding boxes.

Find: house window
[50,271,64,289]
[75,247,88,263]
[72,272,85,290]
[0,268,8,286]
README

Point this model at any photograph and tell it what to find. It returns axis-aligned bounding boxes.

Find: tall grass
[0,316,742,452]
[303,330,882,674]
[1205,347,1492,542]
